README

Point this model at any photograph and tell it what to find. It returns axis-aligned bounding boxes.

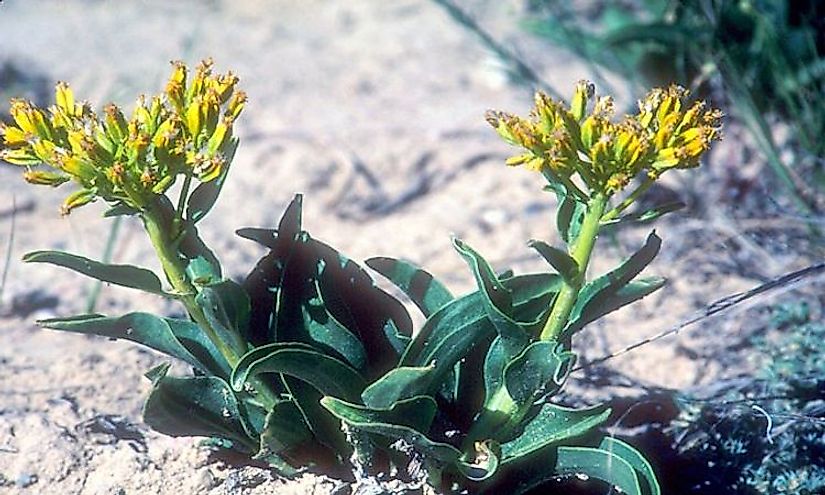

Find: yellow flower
[0,59,246,214]
[488,81,722,195]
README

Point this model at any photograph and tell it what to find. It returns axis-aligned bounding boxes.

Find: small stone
[16,472,38,488]
[195,469,217,491]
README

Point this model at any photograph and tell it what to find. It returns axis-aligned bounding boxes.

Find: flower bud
[570,80,594,122]
[104,103,128,143]
[226,90,247,121]
[0,122,31,147]
[60,188,96,215]
[54,82,78,118]
[0,147,41,166]
[207,116,233,154]
[23,169,70,187]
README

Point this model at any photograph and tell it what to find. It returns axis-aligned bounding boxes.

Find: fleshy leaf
[361,364,436,409]
[258,400,313,456]
[23,250,167,296]
[557,195,587,245]
[196,283,250,357]
[555,445,643,495]
[527,240,579,282]
[242,197,412,374]
[103,204,139,218]
[321,395,437,434]
[366,257,453,317]
[303,295,368,371]
[143,363,255,452]
[566,276,665,335]
[231,342,366,402]
[500,403,611,462]
[503,341,577,406]
[282,376,349,456]
[401,274,563,388]
[453,238,529,359]
[601,201,685,228]
[321,396,499,481]
[599,437,660,495]
[237,193,302,249]
[565,232,661,336]
[39,313,229,376]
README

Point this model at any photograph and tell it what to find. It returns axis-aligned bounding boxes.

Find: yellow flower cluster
[486,81,722,194]
[0,59,246,214]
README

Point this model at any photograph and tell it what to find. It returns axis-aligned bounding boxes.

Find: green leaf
[599,437,660,495]
[242,199,413,374]
[402,274,563,389]
[566,232,661,336]
[527,240,579,282]
[482,337,508,406]
[186,256,219,286]
[504,341,577,406]
[555,445,643,495]
[23,250,167,296]
[303,296,368,371]
[566,276,665,335]
[361,364,436,409]
[321,396,500,481]
[366,257,453,317]
[103,204,139,218]
[383,318,411,356]
[258,400,313,456]
[601,202,685,228]
[453,238,529,358]
[39,313,229,376]
[186,138,237,224]
[282,376,349,456]
[313,243,413,377]
[143,363,255,452]
[321,395,437,434]
[231,342,366,402]
[237,194,303,250]
[500,403,611,463]
[557,195,586,245]
[196,283,249,357]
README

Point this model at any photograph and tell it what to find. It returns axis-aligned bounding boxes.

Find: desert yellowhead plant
[2,62,720,494]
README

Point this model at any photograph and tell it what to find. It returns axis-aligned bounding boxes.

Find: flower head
[0,59,246,214]
[487,81,722,195]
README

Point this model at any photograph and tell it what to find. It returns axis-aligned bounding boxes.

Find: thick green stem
[142,200,279,410]
[143,204,239,363]
[539,192,608,341]
[466,193,610,447]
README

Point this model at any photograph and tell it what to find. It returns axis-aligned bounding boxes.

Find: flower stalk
[142,200,281,410]
[539,192,608,341]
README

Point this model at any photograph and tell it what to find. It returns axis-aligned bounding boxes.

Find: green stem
[466,192,610,446]
[143,204,237,360]
[176,172,193,220]
[601,177,652,222]
[141,200,279,410]
[539,192,609,341]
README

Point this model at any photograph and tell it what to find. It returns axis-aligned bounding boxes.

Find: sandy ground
[0,1,821,494]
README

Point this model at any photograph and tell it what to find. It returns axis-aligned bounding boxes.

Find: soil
[0,1,822,494]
